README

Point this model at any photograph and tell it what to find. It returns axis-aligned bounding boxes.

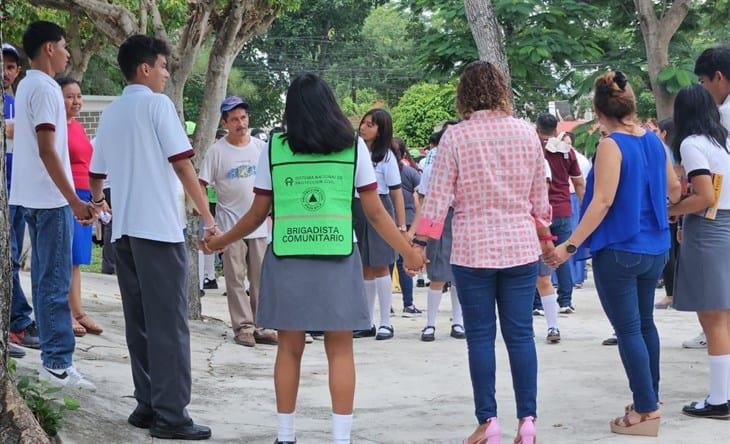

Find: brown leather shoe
[234,330,256,347]
[254,329,278,345]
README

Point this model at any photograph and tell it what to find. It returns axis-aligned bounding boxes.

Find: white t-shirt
[544,158,552,182]
[680,134,730,210]
[720,95,730,131]
[90,84,193,243]
[9,70,72,208]
[198,136,268,237]
[569,148,591,193]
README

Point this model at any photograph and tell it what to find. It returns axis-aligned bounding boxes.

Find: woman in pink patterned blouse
[414,61,553,444]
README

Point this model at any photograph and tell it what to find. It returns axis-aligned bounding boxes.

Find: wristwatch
[566,243,578,254]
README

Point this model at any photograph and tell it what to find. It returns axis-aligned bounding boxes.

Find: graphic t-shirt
[198,136,268,237]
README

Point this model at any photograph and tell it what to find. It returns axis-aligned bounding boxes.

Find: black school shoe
[128,408,154,429]
[682,398,730,419]
[421,326,436,342]
[353,326,376,338]
[150,421,212,440]
[450,324,466,339]
[274,439,296,444]
[375,325,394,340]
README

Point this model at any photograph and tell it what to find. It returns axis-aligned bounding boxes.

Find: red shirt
[544,149,581,217]
[67,119,93,190]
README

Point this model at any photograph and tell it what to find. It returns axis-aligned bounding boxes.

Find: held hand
[202,234,225,252]
[539,240,555,257]
[403,245,426,274]
[546,243,570,268]
[72,200,97,225]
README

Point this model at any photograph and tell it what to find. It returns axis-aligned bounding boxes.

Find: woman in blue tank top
[546,71,681,437]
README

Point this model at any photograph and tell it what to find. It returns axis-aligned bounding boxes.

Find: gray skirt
[353,195,396,267]
[674,211,730,311]
[256,245,371,331]
[426,207,454,282]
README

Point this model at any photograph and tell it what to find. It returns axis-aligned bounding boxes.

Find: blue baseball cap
[220,96,249,114]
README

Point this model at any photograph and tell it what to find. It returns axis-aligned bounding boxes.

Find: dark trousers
[661,223,679,296]
[101,188,115,274]
[114,236,191,426]
[395,225,414,308]
[533,216,574,310]
[593,249,667,413]
[452,262,538,422]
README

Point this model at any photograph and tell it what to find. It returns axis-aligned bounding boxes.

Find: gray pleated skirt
[674,211,730,311]
[256,245,371,331]
[426,207,455,282]
[353,195,396,267]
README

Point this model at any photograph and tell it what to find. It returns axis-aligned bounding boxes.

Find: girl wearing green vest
[204,73,424,444]
[353,109,408,341]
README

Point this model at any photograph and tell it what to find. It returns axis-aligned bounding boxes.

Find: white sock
[375,276,393,327]
[204,253,215,280]
[707,354,730,405]
[450,286,463,326]
[426,288,442,327]
[542,293,559,330]
[364,280,377,326]
[331,413,353,444]
[277,412,295,442]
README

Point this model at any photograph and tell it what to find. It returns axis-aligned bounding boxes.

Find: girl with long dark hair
[669,84,730,420]
[354,109,408,340]
[205,73,424,443]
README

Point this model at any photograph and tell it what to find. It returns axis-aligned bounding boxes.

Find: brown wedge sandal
[76,313,103,335]
[610,412,660,437]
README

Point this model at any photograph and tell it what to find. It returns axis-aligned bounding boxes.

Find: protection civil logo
[301,187,325,211]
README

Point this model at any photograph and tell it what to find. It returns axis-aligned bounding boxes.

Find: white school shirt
[680,134,730,210]
[9,70,72,208]
[89,84,193,243]
[568,148,591,193]
[198,136,268,237]
[253,137,377,242]
[720,95,730,131]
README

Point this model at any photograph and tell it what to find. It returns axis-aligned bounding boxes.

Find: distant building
[79,95,116,138]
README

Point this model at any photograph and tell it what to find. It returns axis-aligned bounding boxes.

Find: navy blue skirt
[72,189,93,266]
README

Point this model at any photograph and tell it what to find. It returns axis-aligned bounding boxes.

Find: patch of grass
[79,245,103,274]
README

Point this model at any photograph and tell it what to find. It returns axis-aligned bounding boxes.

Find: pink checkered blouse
[416,110,552,269]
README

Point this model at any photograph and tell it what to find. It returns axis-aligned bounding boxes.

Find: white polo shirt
[720,94,730,131]
[9,70,72,209]
[90,84,193,243]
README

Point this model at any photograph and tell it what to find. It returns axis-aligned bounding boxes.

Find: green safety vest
[270,133,356,257]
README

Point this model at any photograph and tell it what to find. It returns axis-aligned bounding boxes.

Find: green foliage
[7,360,80,437]
[338,88,379,120]
[572,121,601,157]
[657,65,696,95]
[391,82,456,148]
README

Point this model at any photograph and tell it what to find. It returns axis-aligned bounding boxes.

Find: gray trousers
[114,236,191,426]
[101,188,115,274]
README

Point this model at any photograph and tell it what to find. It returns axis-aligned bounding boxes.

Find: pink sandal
[464,417,501,444]
[514,417,535,444]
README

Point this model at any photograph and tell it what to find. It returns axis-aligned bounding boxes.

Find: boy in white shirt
[11,21,96,390]
[89,35,216,440]
[198,97,275,348]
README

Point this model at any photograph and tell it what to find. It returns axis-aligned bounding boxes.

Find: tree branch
[139,0,149,33]
[148,0,169,41]
[658,0,691,44]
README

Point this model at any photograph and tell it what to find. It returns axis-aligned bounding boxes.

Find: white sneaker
[39,365,96,391]
[682,332,707,349]
[304,333,314,344]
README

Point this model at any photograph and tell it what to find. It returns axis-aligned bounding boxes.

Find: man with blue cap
[198,96,277,347]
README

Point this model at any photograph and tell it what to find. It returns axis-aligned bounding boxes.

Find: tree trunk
[633,0,692,120]
[0,49,51,444]
[63,12,103,82]
[463,0,512,99]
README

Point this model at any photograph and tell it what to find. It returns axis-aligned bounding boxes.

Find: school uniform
[252,135,378,331]
[353,150,401,267]
[419,147,454,282]
[674,135,730,312]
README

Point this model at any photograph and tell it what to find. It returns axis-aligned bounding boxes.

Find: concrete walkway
[13,271,728,443]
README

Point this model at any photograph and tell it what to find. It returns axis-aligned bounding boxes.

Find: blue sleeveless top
[580,131,670,254]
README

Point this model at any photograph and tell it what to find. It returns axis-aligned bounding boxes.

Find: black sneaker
[402,305,422,317]
[421,326,436,342]
[375,325,394,340]
[450,324,466,339]
[274,439,296,444]
[547,327,561,344]
[150,421,212,440]
[353,326,376,338]
[416,279,426,288]
[202,278,218,290]
[602,333,618,346]
[681,398,730,419]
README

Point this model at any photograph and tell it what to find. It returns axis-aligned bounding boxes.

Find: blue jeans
[24,206,75,369]
[396,254,414,307]
[551,216,574,307]
[9,205,33,332]
[593,249,668,413]
[452,262,538,422]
